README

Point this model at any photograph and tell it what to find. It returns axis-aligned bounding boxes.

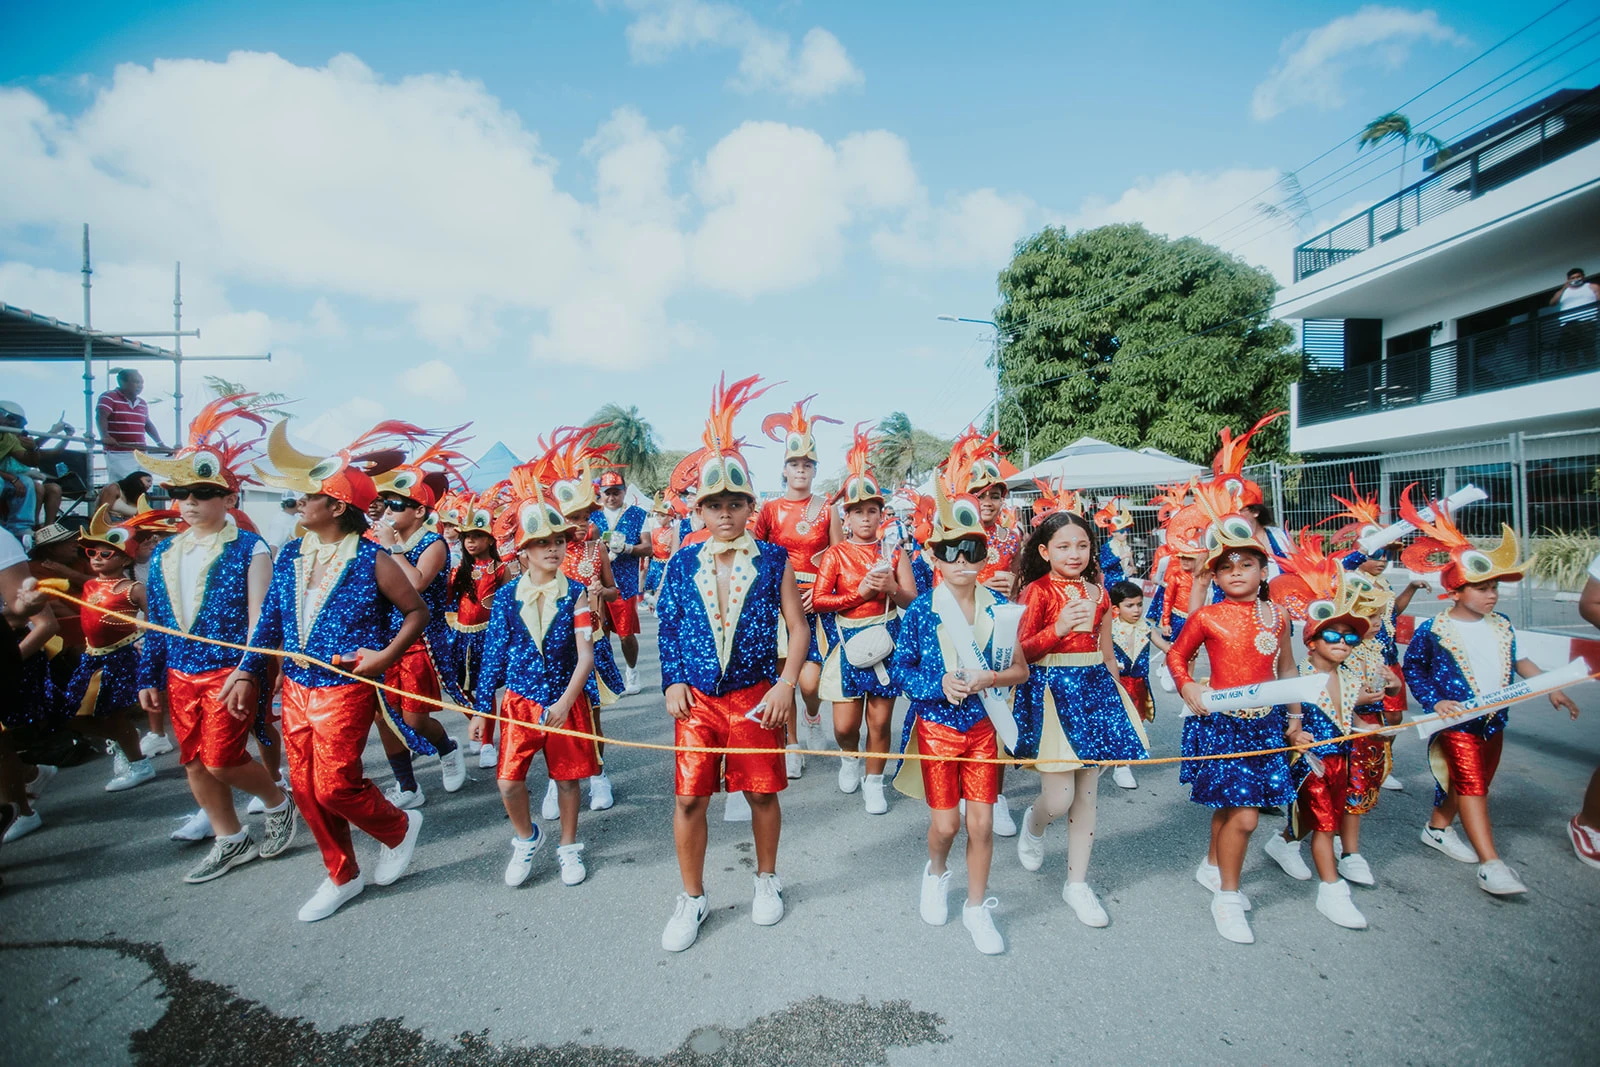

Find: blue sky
[2,1,1587,478]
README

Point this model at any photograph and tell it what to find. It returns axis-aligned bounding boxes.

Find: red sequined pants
[496,691,602,783]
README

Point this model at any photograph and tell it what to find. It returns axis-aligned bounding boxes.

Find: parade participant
[476,465,598,888]
[894,465,1028,955]
[1167,490,1300,944]
[1107,581,1162,789]
[1011,506,1149,928]
[1399,488,1575,896]
[657,375,806,953]
[222,420,430,922]
[812,425,915,816]
[1259,533,1387,928]
[643,492,678,607]
[2,552,57,845]
[134,397,298,879]
[371,426,475,803]
[1093,498,1136,588]
[67,504,171,793]
[591,470,649,695]
[752,396,842,779]
[435,490,466,571]
[447,492,506,771]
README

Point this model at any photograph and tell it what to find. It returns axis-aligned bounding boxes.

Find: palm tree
[870,411,952,484]
[203,374,294,417]
[1357,112,1447,200]
[588,403,662,488]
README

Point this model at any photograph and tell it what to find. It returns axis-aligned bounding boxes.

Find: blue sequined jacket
[657,539,786,696]
[474,576,587,714]
[140,528,266,689]
[591,505,648,599]
[1402,611,1517,739]
[892,588,1007,732]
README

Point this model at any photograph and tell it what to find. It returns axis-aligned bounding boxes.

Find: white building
[1279,86,1600,459]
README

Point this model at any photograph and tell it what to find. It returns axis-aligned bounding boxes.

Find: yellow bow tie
[303,534,347,566]
[524,579,562,603]
[184,531,224,551]
[705,534,755,556]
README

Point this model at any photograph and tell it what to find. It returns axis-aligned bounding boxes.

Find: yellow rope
[39,586,1592,769]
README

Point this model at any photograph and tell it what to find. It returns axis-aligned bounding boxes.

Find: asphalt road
[3,615,1598,1065]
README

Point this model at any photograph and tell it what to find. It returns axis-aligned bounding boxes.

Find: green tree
[588,404,662,488]
[203,374,294,418]
[1358,112,1447,197]
[870,411,952,483]
[637,448,690,497]
[992,223,1297,465]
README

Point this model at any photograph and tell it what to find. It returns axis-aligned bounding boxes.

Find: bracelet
[777,676,796,689]
[1287,713,1303,720]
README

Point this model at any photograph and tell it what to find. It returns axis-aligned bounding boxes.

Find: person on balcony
[1549,267,1599,368]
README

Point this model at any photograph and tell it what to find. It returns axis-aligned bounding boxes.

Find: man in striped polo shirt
[95,369,167,482]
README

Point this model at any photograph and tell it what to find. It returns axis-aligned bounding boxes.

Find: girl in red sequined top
[67,515,152,789]
[449,526,506,760]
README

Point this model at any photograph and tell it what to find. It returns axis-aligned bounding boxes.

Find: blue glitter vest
[474,577,585,715]
[140,528,265,688]
[657,539,786,696]
[591,505,648,598]
[243,536,394,688]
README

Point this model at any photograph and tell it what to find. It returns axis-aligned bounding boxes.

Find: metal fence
[1011,428,1600,634]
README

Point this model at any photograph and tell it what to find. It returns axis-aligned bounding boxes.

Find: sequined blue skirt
[1180,707,1294,809]
[587,630,628,705]
[451,627,487,705]
[645,558,665,593]
[7,653,61,729]
[1013,663,1148,762]
[818,615,900,700]
[64,643,141,717]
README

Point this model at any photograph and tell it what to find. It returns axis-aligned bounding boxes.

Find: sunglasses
[167,485,229,501]
[1316,630,1362,646]
[383,498,420,512]
[85,547,124,561]
[932,538,987,564]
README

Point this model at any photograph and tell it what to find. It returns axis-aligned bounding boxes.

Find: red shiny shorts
[674,683,787,797]
[916,717,1000,810]
[606,596,640,638]
[1432,729,1503,798]
[1119,675,1154,722]
[167,667,253,769]
[384,640,441,718]
[496,690,602,783]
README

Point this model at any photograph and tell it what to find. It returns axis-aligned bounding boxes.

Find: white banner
[1411,659,1592,741]
[1185,673,1331,716]
[1358,485,1487,554]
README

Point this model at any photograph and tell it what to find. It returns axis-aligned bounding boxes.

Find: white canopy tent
[1005,436,1202,490]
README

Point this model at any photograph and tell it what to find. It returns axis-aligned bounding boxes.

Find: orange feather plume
[1328,472,1383,527]
[760,394,839,442]
[1211,410,1286,478]
[703,374,772,456]
[1031,478,1081,520]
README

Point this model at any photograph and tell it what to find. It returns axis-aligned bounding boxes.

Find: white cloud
[620,0,864,101]
[873,188,1036,271]
[398,359,467,405]
[298,396,386,454]
[1251,6,1467,121]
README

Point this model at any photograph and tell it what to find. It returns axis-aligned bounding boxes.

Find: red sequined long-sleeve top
[750,495,833,580]
[454,560,505,628]
[1165,598,1286,691]
[1163,564,1196,630]
[81,577,140,651]
[812,541,894,620]
[1018,576,1108,662]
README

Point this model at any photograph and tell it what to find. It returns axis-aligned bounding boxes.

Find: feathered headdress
[929,440,988,545]
[254,418,426,511]
[455,489,497,535]
[1396,483,1529,592]
[531,424,619,519]
[1093,496,1133,532]
[1269,528,1372,639]
[1326,473,1385,555]
[761,394,838,465]
[1163,481,1244,558]
[78,499,180,556]
[1151,483,1190,523]
[835,423,884,508]
[1030,478,1082,521]
[135,394,268,491]
[1209,410,1285,506]
[434,490,469,530]
[693,374,771,501]
[372,424,474,510]
[945,426,1008,494]
[491,463,574,550]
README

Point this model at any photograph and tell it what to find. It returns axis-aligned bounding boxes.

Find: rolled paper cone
[1411,659,1592,741]
[987,603,1025,673]
[1196,673,1330,716]
[1358,484,1488,554]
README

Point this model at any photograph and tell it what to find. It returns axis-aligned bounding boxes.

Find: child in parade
[223,421,431,922]
[657,375,807,952]
[1399,489,1576,895]
[447,495,507,770]
[894,466,1028,955]
[1093,498,1136,589]
[476,466,598,888]
[1166,492,1300,944]
[752,397,842,779]
[1108,580,1166,790]
[135,397,298,881]
[592,470,649,695]
[1011,501,1149,928]
[812,425,915,815]
[2,568,58,844]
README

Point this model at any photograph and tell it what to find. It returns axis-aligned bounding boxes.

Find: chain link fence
[1011,429,1600,635]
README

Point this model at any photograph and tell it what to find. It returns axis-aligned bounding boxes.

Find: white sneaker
[962,897,1005,955]
[478,743,498,771]
[661,892,708,952]
[1111,765,1137,789]
[1381,773,1404,792]
[1062,881,1109,927]
[140,732,174,758]
[862,773,888,815]
[1477,858,1527,895]
[1315,879,1368,928]
[247,793,265,816]
[1157,665,1176,693]
[105,758,156,792]
[751,873,784,926]
[466,739,483,755]
[557,842,586,886]
[623,666,642,695]
[1195,862,1252,910]
[1211,890,1254,944]
[3,809,41,843]
[170,809,213,842]
[26,764,57,799]
[723,789,752,822]
[837,756,864,794]
[504,828,543,887]
[1265,833,1313,880]
[1421,824,1478,863]
[1338,852,1375,886]
[106,740,130,779]
[919,861,952,926]
[992,795,1018,838]
[373,808,422,886]
[384,781,426,810]
[589,773,615,811]
[298,874,364,922]
[440,744,467,793]
[785,745,804,780]
[1016,806,1045,872]
[542,780,561,820]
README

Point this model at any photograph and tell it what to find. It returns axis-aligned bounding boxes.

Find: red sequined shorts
[916,717,1000,810]
[384,640,441,718]
[606,596,640,638]
[1431,729,1503,798]
[167,667,253,769]
[496,691,601,783]
[674,683,787,797]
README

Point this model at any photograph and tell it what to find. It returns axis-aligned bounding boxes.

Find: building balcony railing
[1292,86,1600,282]
[1297,304,1598,426]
